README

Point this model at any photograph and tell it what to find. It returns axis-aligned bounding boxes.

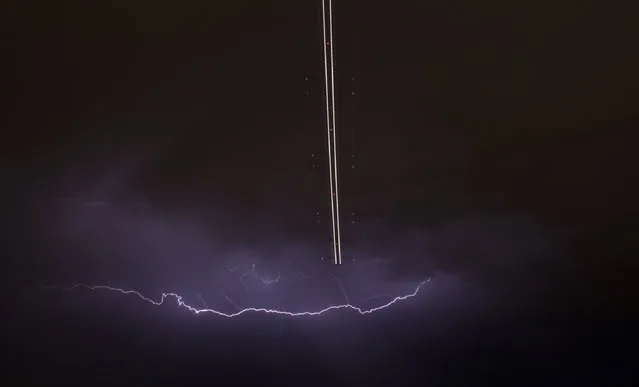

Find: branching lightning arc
[44,279,430,317]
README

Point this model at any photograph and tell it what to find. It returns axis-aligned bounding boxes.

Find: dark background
[3,0,638,385]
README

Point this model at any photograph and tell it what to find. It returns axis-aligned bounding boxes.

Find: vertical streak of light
[328,0,342,265]
[321,0,337,264]
[321,0,341,265]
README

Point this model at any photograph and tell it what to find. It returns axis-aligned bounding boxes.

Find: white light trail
[321,0,342,265]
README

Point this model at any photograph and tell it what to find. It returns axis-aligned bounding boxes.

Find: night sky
[3,1,639,385]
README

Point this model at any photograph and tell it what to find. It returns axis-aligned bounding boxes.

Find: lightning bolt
[238,263,281,292]
[197,293,209,308]
[42,279,430,317]
[326,269,350,304]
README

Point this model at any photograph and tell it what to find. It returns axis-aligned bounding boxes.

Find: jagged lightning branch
[43,279,430,318]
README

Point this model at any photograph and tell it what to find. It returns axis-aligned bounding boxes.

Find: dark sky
[6,1,637,216]
[3,1,639,385]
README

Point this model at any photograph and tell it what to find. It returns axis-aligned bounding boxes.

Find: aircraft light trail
[44,280,429,317]
[321,0,342,265]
